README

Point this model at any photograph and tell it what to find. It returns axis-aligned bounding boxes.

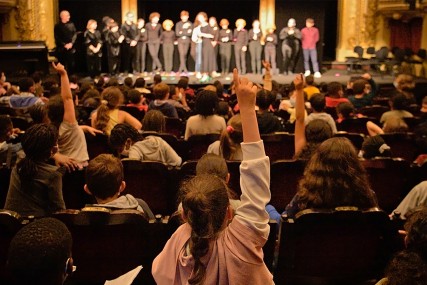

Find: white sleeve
[235,140,271,239]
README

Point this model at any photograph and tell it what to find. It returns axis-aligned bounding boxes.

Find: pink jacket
[152,141,273,285]
[301,26,319,49]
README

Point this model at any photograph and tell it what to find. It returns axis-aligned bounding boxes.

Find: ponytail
[220,115,243,160]
[94,101,110,132]
[96,87,124,132]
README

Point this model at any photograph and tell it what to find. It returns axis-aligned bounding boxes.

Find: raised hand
[52,62,67,75]
[233,68,257,112]
[293,73,304,90]
[262,60,271,72]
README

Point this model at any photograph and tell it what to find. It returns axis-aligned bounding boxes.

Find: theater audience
[336,102,364,123]
[208,114,243,160]
[126,89,148,112]
[348,74,378,109]
[256,89,284,134]
[393,73,417,104]
[148,82,179,118]
[305,93,337,133]
[0,115,23,168]
[359,135,391,159]
[134,77,151,94]
[109,123,142,157]
[325,81,349,108]
[380,94,413,124]
[303,74,320,100]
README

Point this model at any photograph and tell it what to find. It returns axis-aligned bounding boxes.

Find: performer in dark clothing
[279,18,301,75]
[218,18,232,74]
[264,27,278,74]
[146,12,163,72]
[54,10,77,74]
[120,12,138,74]
[233,19,248,75]
[136,18,148,73]
[106,22,124,75]
[201,23,215,74]
[84,19,103,78]
[175,10,192,73]
[161,20,176,73]
[209,17,219,73]
[248,20,263,74]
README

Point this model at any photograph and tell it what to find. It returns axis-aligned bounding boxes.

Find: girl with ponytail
[207,114,243,160]
[5,123,66,217]
[91,86,142,135]
[152,69,274,284]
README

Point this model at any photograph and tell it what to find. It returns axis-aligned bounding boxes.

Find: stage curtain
[389,17,423,52]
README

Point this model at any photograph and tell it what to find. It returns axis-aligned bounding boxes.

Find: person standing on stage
[264,27,278,74]
[84,19,103,78]
[279,18,301,75]
[209,17,220,74]
[302,18,321,78]
[175,11,193,73]
[106,22,124,75]
[192,12,213,79]
[161,20,176,73]
[248,19,263,74]
[136,18,148,73]
[54,10,77,74]
[234,19,248,75]
[218,18,232,74]
[146,12,163,72]
[120,12,138,74]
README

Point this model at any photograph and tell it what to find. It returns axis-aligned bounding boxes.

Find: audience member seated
[7,217,74,285]
[83,153,154,219]
[266,137,378,222]
[303,74,320,100]
[305,93,337,133]
[80,88,101,107]
[134,77,151,94]
[359,135,391,159]
[91,86,142,135]
[380,94,413,124]
[393,73,417,104]
[393,182,427,220]
[4,124,66,217]
[184,90,226,140]
[256,89,284,134]
[29,104,50,124]
[376,207,427,285]
[208,114,243,160]
[336,102,365,123]
[348,74,377,109]
[167,83,190,113]
[419,96,427,121]
[148,82,178,118]
[325,81,349,108]
[109,123,142,157]
[367,117,409,136]
[279,84,308,124]
[0,71,11,96]
[129,110,182,166]
[126,89,148,112]
[0,115,22,168]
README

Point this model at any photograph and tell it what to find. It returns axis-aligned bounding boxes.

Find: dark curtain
[389,17,423,52]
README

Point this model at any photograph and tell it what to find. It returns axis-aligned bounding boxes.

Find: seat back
[85,133,113,160]
[275,208,394,285]
[186,134,220,160]
[0,167,12,208]
[61,168,95,210]
[120,106,145,121]
[122,159,175,215]
[270,160,306,212]
[358,105,389,120]
[262,132,295,161]
[334,132,365,151]
[380,132,418,162]
[165,117,185,138]
[336,117,379,136]
[54,208,171,285]
[362,158,411,213]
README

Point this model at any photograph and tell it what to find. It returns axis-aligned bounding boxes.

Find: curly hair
[296,137,378,211]
[195,90,218,117]
[109,123,141,155]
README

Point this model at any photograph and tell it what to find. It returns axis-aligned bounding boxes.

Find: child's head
[256,89,274,111]
[153,83,169,100]
[29,103,49,124]
[127,89,143,105]
[220,114,243,160]
[0,115,13,142]
[142,110,165,133]
[352,79,368,95]
[149,12,160,24]
[252,19,260,29]
[390,94,410,111]
[180,174,231,284]
[137,18,145,29]
[47,95,65,128]
[18,77,35,93]
[310,93,326,112]
[180,10,189,22]
[395,74,415,92]
[195,90,218,117]
[336,102,355,120]
[124,77,133,88]
[327,81,343,98]
[209,17,217,27]
[162,19,174,31]
[361,135,391,159]
[219,18,229,29]
[305,74,315,86]
[85,154,125,202]
[7,217,73,285]
[306,18,315,28]
[196,153,229,182]
[95,87,124,132]
[235,18,246,29]
[305,119,333,144]
[109,123,141,156]
[153,74,162,85]
[134,77,146,88]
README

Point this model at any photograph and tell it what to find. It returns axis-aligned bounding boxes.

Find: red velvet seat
[262,132,295,162]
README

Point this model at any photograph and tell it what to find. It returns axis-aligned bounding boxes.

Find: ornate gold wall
[1,0,56,49]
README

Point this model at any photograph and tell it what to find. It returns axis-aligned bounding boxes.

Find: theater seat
[274,208,396,285]
[54,208,171,285]
[380,132,418,162]
[120,105,145,121]
[85,132,113,160]
[261,132,295,161]
[334,132,365,151]
[186,134,220,160]
[165,117,185,138]
[337,117,379,136]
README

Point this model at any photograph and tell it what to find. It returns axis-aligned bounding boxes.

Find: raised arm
[262,60,272,91]
[294,74,306,156]
[52,62,76,124]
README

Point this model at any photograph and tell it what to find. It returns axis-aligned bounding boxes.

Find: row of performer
[54,10,322,78]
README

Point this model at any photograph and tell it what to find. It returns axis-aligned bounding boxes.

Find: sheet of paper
[104,265,143,285]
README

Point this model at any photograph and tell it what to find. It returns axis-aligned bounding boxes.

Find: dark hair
[153,74,162,85]
[32,71,43,84]
[213,80,224,98]
[18,124,58,180]
[95,87,124,132]
[310,93,326,112]
[177,78,188,90]
[109,123,141,154]
[29,103,49,124]
[7,217,72,285]
[0,115,12,141]
[47,95,65,128]
[352,79,368,95]
[69,74,79,85]
[79,82,94,98]
[327,82,343,98]
[256,89,274,110]
[142,110,165,132]
[81,89,101,105]
[296,137,378,210]
[195,90,218,117]
[105,77,118,87]
[361,135,391,159]
[219,114,243,160]
[18,77,35,93]
[181,174,229,285]
[124,77,133,88]
[296,119,333,159]
[134,77,146,88]
[305,75,315,86]
[86,154,124,200]
[336,102,355,119]
[127,89,142,104]
[391,94,410,111]
[196,153,228,181]
[153,83,169,100]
